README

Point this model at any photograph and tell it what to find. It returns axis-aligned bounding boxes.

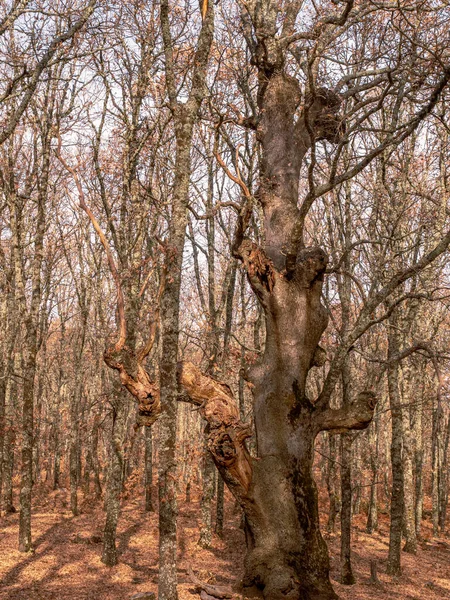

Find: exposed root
[188,565,233,599]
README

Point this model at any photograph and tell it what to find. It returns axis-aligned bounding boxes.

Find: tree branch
[314,390,377,434]
[55,142,126,353]
[177,361,253,501]
[0,0,97,146]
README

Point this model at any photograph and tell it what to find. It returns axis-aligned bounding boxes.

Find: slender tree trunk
[0,269,16,507]
[0,298,7,501]
[0,375,5,504]
[340,356,356,585]
[340,434,355,584]
[33,365,45,486]
[198,448,215,548]
[400,363,417,553]
[413,384,424,537]
[92,416,102,500]
[215,475,224,537]
[351,441,362,517]
[69,367,82,515]
[102,388,128,566]
[2,363,17,513]
[19,344,37,552]
[432,397,440,537]
[326,434,339,534]
[144,425,154,512]
[367,407,379,533]
[158,4,214,597]
[387,318,403,575]
[18,139,47,551]
[367,479,378,534]
[198,159,219,548]
[439,416,450,533]
[83,449,92,496]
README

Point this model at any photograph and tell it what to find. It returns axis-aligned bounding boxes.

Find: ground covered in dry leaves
[0,484,449,600]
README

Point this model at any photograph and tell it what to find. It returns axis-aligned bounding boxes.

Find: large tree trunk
[241,261,336,599]
[178,37,373,593]
[171,5,376,598]
[226,59,361,596]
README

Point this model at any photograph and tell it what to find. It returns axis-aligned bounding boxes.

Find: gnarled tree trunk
[180,18,378,593]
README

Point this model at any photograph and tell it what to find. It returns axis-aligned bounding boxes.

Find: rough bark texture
[366,410,379,534]
[102,386,129,566]
[144,426,154,512]
[215,475,224,537]
[18,126,48,551]
[162,5,377,598]
[198,449,215,549]
[104,347,160,428]
[177,362,253,501]
[400,363,417,553]
[2,349,18,513]
[158,2,214,597]
[325,434,339,534]
[69,366,82,516]
[387,316,403,576]
[340,434,355,585]
[178,331,376,600]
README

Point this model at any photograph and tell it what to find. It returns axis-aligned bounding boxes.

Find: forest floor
[0,483,449,600]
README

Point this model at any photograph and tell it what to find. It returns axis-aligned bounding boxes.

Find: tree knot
[304,87,345,143]
[294,247,328,287]
[240,239,276,293]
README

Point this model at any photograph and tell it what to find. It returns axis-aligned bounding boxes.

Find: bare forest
[1,1,450,599]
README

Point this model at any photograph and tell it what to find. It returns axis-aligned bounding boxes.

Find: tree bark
[2,358,17,513]
[325,434,339,534]
[340,434,355,585]
[215,475,224,538]
[366,408,379,534]
[413,383,424,538]
[158,3,214,597]
[102,386,129,566]
[387,315,403,576]
[199,447,215,548]
[144,426,154,512]
[400,363,417,553]
[17,123,48,551]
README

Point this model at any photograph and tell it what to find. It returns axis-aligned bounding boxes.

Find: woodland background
[0,0,450,599]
